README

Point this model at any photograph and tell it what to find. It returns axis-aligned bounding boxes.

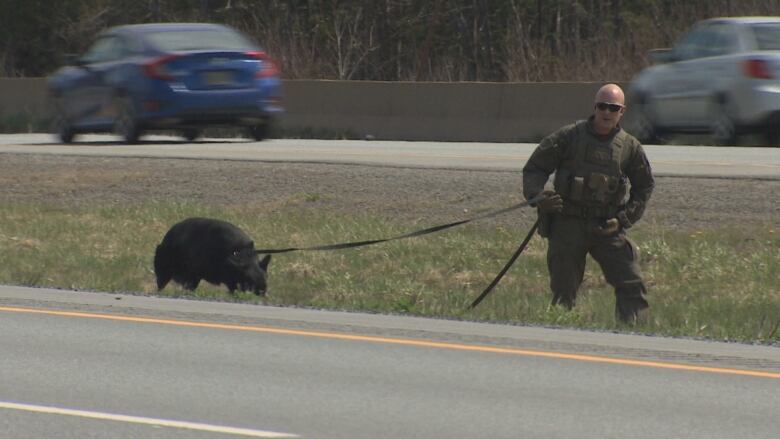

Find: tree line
[2,0,779,81]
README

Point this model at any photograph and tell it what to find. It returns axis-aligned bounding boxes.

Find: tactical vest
[553,120,629,218]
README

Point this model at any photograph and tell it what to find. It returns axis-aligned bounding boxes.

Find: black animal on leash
[154,217,271,296]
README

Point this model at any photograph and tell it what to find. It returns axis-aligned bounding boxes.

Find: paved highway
[0,134,778,179]
[1,286,779,438]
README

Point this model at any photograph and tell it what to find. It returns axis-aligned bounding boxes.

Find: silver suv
[627,17,780,145]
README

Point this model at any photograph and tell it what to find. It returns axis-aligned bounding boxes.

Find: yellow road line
[2,305,778,380]
[0,401,299,438]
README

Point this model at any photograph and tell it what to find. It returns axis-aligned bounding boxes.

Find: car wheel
[709,101,738,146]
[114,96,142,144]
[247,121,272,141]
[55,118,76,144]
[52,111,76,144]
[50,96,76,144]
[182,129,200,142]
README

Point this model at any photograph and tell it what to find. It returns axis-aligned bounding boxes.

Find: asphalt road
[1,286,779,439]
[0,134,778,179]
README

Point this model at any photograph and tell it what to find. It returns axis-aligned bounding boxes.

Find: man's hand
[593,218,620,237]
[535,190,563,213]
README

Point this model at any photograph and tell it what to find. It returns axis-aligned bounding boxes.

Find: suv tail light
[247,51,280,78]
[143,54,182,81]
[743,59,773,79]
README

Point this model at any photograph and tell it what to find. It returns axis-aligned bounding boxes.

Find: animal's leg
[153,245,173,290]
[155,274,172,291]
[183,277,201,291]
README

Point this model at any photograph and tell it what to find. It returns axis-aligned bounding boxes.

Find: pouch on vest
[588,172,618,203]
[537,208,552,238]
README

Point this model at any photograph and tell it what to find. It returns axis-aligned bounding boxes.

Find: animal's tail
[153,244,173,291]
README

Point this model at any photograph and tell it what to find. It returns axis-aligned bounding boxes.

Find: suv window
[751,23,780,50]
[674,23,736,60]
[702,24,737,57]
[674,27,709,61]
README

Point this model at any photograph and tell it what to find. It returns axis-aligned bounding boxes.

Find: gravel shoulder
[1,153,778,230]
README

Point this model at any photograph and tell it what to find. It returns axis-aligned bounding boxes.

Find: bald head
[594,83,625,106]
[592,83,626,135]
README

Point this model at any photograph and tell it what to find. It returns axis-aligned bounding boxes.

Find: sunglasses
[595,102,624,112]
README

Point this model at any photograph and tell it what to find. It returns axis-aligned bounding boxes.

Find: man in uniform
[522,83,654,323]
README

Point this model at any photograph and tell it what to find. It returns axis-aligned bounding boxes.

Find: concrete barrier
[0,78,49,118]
[0,78,609,142]
[281,80,606,142]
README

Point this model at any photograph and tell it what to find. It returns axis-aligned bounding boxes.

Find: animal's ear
[258,254,271,270]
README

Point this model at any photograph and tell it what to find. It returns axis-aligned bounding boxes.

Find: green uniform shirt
[522,117,655,228]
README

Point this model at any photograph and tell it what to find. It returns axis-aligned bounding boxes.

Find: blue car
[47,23,283,143]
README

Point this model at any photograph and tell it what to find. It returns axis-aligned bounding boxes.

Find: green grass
[0,201,777,343]
[0,112,50,133]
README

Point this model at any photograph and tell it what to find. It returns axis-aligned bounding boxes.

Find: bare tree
[5,0,780,80]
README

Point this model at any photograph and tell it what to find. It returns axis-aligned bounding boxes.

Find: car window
[751,23,780,50]
[143,29,255,52]
[123,34,145,55]
[81,35,128,63]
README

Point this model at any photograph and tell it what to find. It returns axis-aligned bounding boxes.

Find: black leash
[254,194,547,255]
[468,218,539,310]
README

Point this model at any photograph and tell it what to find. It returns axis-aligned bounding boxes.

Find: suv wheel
[627,93,663,144]
[710,101,738,146]
[762,114,780,146]
[630,104,662,144]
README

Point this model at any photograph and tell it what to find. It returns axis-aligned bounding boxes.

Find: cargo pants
[546,214,649,322]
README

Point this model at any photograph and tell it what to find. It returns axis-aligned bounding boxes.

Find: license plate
[203,71,233,85]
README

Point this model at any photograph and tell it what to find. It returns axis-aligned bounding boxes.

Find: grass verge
[0,113,50,133]
[0,201,777,343]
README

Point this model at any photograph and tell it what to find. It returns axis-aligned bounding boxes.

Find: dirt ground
[1,153,778,230]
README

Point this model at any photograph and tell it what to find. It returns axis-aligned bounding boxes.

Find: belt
[561,203,617,219]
